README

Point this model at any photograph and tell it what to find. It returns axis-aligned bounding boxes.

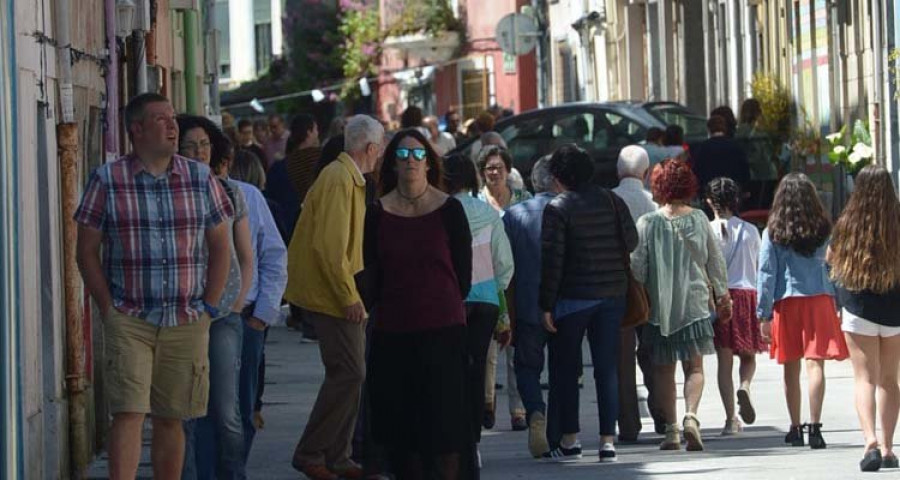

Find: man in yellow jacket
[288,114,385,480]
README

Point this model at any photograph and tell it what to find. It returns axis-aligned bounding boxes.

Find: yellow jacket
[285,153,366,318]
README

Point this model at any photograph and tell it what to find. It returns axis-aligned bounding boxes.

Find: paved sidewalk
[90,325,880,479]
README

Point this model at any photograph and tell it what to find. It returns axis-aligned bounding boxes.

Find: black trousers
[463,302,499,480]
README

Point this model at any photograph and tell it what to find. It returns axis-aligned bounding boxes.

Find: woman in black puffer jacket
[539,144,637,463]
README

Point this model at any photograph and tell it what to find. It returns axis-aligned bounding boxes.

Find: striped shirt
[74,154,234,327]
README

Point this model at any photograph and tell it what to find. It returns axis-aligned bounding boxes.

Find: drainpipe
[54,0,90,475]
[871,0,884,163]
[105,0,120,155]
[205,0,220,114]
[0,0,24,477]
[184,8,201,114]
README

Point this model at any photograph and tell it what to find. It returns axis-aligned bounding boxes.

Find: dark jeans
[548,297,626,436]
[515,322,561,448]
[239,311,267,462]
[514,323,549,418]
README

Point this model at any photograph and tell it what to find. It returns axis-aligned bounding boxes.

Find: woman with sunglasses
[364,129,473,479]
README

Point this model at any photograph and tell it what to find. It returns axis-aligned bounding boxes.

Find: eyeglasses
[395,147,427,162]
[180,140,212,152]
[483,165,505,173]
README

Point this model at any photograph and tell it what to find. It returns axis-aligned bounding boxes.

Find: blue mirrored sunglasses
[395,147,427,161]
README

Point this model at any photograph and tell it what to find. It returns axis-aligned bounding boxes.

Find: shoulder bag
[605,190,650,330]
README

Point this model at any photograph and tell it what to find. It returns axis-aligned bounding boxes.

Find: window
[215,0,230,78]
[255,23,273,74]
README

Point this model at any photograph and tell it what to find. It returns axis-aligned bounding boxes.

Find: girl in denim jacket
[757,173,849,450]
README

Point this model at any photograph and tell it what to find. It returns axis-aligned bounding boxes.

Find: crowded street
[3,1,900,479]
[89,323,865,479]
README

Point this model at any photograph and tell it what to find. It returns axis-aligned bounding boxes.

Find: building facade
[378,0,539,124]
[216,0,284,89]
[3,0,223,477]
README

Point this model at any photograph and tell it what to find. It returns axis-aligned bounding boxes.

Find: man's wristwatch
[202,300,222,319]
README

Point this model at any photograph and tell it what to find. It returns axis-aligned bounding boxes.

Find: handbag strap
[604,189,631,268]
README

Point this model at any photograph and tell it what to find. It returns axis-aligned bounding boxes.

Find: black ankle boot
[784,425,805,447]
[808,423,827,449]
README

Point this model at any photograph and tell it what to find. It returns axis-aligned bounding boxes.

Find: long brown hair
[827,165,900,293]
[767,173,831,256]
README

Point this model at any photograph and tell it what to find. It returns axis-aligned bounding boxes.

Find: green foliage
[337,0,463,99]
[338,2,382,99]
[891,48,900,100]
[750,73,792,144]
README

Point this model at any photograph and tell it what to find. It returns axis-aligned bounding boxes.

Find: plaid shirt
[74,154,234,327]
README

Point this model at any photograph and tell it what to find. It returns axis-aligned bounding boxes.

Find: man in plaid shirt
[75,93,233,479]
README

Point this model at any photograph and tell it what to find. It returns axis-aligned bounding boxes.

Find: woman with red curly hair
[631,159,731,452]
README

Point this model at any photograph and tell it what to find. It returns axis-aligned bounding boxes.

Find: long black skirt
[369,324,470,455]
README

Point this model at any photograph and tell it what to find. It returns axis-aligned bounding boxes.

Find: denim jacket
[756,228,835,320]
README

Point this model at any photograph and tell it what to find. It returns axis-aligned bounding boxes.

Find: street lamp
[115,0,136,39]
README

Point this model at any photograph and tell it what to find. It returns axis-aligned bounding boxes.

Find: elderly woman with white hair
[612,145,661,441]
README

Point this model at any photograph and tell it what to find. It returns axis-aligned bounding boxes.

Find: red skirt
[714,289,767,354]
[770,294,849,364]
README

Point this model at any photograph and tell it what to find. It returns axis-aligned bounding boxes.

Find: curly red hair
[650,159,698,204]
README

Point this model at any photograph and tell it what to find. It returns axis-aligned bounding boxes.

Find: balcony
[383,30,461,63]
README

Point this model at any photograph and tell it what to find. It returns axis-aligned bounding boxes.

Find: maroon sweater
[363,198,472,332]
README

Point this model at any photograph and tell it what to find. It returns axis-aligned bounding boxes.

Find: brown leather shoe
[296,463,338,480]
[333,465,364,480]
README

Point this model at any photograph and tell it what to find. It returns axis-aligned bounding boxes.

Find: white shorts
[841,309,900,337]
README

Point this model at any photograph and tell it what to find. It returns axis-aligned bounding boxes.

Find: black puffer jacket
[539,185,638,312]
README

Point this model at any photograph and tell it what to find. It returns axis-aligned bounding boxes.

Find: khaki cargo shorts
[103,308,211,419]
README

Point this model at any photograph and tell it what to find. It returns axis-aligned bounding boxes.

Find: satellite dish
[495,13,539,56]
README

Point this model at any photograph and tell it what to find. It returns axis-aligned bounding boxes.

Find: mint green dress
[631,209,729,364]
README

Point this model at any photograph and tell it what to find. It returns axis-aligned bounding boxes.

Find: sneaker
[721,417,743,436]
[599,443,617,462]
[807,423,827,450]
[511,415,528,431]
[784,424,805,447]
[541,442,583,462]
[737,387,756,425]
[528,412,550,458]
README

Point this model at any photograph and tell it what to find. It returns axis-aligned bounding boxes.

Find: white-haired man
[612,145,660,442]
[287,115,385,480]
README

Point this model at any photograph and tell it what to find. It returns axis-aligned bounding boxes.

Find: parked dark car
[451,101,708,189]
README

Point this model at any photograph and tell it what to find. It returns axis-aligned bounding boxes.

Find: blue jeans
[239,314,267,462]
[182,313,245,480]
[547,297,626,437]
